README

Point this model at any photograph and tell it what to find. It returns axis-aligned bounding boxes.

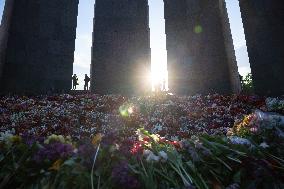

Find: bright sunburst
[149,0,168,92]
[151,49,168,92]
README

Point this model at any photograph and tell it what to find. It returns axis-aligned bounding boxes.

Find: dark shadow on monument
[239,0,284,96]
[164,0,241,95]
[0,0,79,95]
[90,0,151,95]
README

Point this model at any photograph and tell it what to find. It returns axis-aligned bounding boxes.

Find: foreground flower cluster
[0,94,284,189]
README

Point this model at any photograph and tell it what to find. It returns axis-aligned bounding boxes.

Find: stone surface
[164,0,241,95]
[91,0,151,95]
[0,0,79,94]
[239,0,284,96]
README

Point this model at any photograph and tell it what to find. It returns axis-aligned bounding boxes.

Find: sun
[151,65,168,92]
[150,70,164,91]
[151,49,168,92]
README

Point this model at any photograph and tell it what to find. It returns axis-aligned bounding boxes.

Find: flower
[143,149,152,156]
[9,135,22,143]
[226,183,240,189]
[150,134,160,142]
[158,151,168,162]
[49,159,63,171]
[143,149,160,162]
[130,142,143,155]
[136,129,147,142]
[229,136,253,146]
[0,93,268,140]
[34,142,74,162]
[92,133,103,146]
[0,130,20,147]
[0,131,14,143]
[44,134,67,144]
[146,152,160,162]
[259,142,269,148]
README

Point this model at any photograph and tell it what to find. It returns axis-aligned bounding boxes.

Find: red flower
[143,137,150,143]
[130,142,143,155]
[171,141,181,149]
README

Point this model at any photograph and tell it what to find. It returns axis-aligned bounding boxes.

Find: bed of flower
[0,94,284,189]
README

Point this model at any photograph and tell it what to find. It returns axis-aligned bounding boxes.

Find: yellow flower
[10,135,22,143]
[49,159,63,171]
[44,134,70,144]
[92,133,103,146]
[150,134,160,143]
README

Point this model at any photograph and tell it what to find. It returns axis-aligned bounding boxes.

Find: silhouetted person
[239,74,243,83]
[72,74,78,90]
[84,74,90,91]
[162,79,166,91]
[239,74,244,90]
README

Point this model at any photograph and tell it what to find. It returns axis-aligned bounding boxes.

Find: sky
[0,0,250,90]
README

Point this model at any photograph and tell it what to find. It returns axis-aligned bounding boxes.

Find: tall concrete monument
[164,0,241,95]
[0,0,282,96]
[239,0,284,96]
[91,0,151,95]
[0,0,79,94]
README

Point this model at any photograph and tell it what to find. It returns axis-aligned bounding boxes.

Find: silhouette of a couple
[72,74,90,90]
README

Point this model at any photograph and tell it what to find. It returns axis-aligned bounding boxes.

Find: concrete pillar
[0,0,79,94]
[91,0,151,95]
[239,0,284,96]
[164,0,241,95]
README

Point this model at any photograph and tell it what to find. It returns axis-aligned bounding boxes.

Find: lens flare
[119,104,135,117]
[194,25,203,34]
[128,107,134,114]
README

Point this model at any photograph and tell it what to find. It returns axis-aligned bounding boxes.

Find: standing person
[239,74,244,91]
[72,74,78,90]
[162,78,166,91]
[84,74,90,91]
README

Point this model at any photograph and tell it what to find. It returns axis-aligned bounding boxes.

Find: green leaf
[209,170,222,184]
[186,161,209,189]
[233,170,241,183]
[226,156,242,164]
[153,167,177,186]
[215,157,232,171]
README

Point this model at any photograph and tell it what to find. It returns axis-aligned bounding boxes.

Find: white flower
[10,112,26,123]
[73,148,78,153]
[158,151,168,162]
[211,103,217,108]
[0,129,17,147]
[0,131,13,142]
[143,150,160,162]
[143,149,152,157]
[229,136,252,146]
[259,142,269,148]
[151,123,163,133]
[136,129,147,141]
[146,153,160,162]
